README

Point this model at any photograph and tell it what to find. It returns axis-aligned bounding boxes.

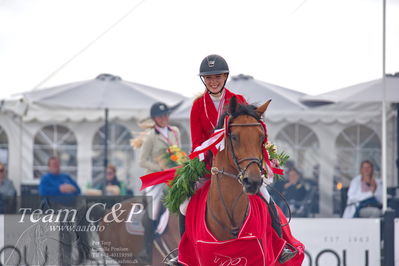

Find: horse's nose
[242,177,262,194]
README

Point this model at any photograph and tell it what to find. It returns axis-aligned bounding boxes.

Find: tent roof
[172,74,308,120]
[22,73,185,110]
[3,74,186,122]
[227,74,308,112]
[301,73,399,106]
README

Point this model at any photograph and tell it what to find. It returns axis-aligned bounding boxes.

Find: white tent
[301,74,399,212]
[0,74,187,195]
[301,74,399,105]
[228,74,307,112]
[6,73,186,122]
[171,74,308,121]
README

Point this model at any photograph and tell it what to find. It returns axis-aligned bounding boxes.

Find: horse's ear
[228,96,239,115]
[256,99,272,117]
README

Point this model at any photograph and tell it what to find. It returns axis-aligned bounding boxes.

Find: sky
[0,0,398,100]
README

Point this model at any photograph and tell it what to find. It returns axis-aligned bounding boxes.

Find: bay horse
[179,97,304,265]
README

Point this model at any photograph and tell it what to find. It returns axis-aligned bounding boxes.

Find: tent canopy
[4,73,186,122]
[301,73,399,106]
[227,74,308,111]
[23,73,185,109]
[171,74,308,120]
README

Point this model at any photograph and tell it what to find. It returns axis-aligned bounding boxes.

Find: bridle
[211,119,267,183]
[208,115,267,238]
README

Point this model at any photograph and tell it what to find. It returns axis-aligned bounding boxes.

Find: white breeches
[144,183,166,221]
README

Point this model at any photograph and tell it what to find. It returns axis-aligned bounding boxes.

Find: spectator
[96,164,124,195]
[0,163,16,213]
[342,160,382,218]
[39,157,81,266]
[274,167,307,215]
[39,157,80,196]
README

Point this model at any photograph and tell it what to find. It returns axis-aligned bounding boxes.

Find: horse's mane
[216,97,260,129]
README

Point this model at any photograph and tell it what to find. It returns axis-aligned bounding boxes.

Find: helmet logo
[159,105,165,110]
[208,60,215,68]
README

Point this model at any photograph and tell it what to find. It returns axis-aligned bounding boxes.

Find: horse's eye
[230,134,239,142]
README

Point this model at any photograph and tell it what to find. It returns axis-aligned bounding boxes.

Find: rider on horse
[180,54,299,264]
[139,102,181,262]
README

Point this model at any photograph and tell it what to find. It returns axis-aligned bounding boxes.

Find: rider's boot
[138,214,156,264]
[268,198,298,263]
[178,212,186,236]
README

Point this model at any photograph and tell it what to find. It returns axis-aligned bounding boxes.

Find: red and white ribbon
[189,117,284,177]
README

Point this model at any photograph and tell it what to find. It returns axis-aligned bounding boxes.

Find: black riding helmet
[150,102,171,118]
[199,54,229,95]
[150,101,182,118]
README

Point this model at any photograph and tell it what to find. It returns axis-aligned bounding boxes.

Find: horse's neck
[207,153,249,240]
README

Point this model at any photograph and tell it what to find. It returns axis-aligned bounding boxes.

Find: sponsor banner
[395,219,399,265]
[0,195,152,265]
[290,218,380,266]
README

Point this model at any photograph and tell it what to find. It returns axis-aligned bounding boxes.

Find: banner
[290,218,380,266]
[0,196,153,265]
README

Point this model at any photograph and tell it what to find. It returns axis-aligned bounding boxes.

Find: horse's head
[215,96,271,195]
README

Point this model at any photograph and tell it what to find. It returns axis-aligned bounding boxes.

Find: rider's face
[153,114,169,128]
[202,74,228,96]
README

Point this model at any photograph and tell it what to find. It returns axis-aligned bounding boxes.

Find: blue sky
[1,0,398,99]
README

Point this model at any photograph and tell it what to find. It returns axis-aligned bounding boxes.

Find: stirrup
[278,243,298,264]
[163,248,179,265]
[165,256,179,266]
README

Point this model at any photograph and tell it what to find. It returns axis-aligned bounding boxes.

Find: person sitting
[39,157,81,197]
[342,160,382,218]
[39,156,81,266]
[274,167,307,215]
[0,163,16,213]
[96,164,123,195]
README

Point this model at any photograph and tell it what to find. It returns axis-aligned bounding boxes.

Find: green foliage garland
[164,157,208,213]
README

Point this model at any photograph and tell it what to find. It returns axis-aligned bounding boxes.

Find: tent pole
[397,105,399,186]
[381,0,387,212]
[104,108,109,179]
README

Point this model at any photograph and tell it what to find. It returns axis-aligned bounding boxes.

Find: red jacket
[190,88,247,151]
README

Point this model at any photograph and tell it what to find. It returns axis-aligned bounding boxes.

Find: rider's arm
[190,98,205,151]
